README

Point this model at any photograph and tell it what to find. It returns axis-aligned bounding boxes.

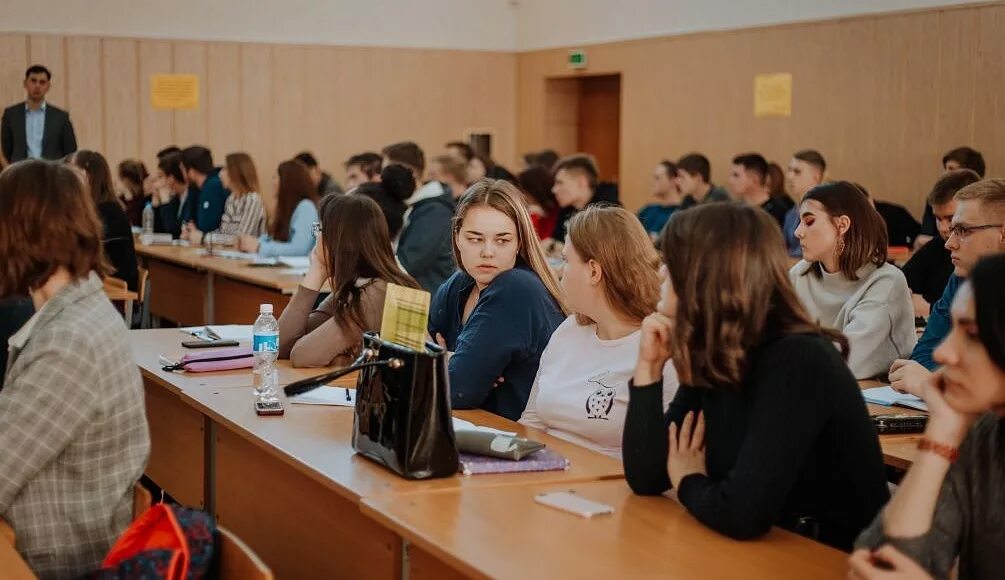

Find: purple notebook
[458,448,570,475]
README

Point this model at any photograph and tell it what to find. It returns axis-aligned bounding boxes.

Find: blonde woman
[520,206,678,458]
[184,152,265,244]
[429,179,567,420]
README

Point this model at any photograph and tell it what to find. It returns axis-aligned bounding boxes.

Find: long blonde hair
[567,205,660,326]
[453,179,569,315]
[224,152,260,197]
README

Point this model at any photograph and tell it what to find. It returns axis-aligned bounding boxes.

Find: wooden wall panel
[65,36,104,153]
[101,38,139,168]
[517,2,1004,215]
[28,35,66,106]
[206,42,242,157]
[269,44,310,166]
[0,35,29,148]
[138,40,175,163]
[172,42,207,147]
[238,43,272,182]
[972,4,1005,161]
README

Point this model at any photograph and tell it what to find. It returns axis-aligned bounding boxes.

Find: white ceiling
[1,0,992,51]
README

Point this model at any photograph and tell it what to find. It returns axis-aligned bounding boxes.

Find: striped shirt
[218,191,265,237]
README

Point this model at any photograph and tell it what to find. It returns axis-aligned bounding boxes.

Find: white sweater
[519,316,679,459]
[789,261,917,379]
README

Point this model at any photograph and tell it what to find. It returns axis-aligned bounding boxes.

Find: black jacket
[396,190,456,293]
[1,102,78,162]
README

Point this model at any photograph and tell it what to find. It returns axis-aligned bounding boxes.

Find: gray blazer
[1,101,78,162]
[0,272,149,578]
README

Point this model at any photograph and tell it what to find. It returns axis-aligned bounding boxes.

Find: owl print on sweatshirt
[585,372,617,420]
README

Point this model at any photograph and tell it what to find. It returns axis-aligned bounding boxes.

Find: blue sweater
[911,274,961,370]
[637,204,680,237]
[784,206,802,258]
[258,199,318,257]
[194,169,230,233]
[429,264,564,420]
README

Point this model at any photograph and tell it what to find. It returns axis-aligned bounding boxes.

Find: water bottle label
[253,333,278,352]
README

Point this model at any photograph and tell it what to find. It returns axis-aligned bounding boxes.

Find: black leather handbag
[283,332,458,480]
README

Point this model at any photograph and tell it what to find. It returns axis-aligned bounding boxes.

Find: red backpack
[84,503,215,580]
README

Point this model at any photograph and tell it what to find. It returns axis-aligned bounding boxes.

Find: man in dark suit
[1,65,78,163]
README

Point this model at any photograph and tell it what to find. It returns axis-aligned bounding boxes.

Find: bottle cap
[260,303,273,314]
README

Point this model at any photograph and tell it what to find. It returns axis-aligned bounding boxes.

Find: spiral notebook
[458,449,570,476]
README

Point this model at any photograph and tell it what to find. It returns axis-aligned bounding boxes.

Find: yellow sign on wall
[150,74,199,110]
[754,73,792,118]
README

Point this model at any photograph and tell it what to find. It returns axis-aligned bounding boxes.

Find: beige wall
[0,33,516,184]
[517,2,1005,215]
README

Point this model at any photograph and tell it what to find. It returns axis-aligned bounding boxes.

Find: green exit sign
[568,49,587,69]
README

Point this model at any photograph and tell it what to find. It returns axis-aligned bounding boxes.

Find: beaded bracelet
[918,438,959,463]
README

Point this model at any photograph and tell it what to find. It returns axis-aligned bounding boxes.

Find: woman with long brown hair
[69,150,139,291]
[237,159,319,256]
[116,158,149,226]
[184,152,265,243]
[0,160,149,578]
[278,194,420,367]
[428,179,566,420]
[791,181,916,379]
[520,206,678,458]
[623,203,888,551]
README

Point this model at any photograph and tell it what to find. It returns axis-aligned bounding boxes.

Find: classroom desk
[132,329,334,510]
[135,244,305,325]
[860,380,924,470]
[362,479,849,580]
[134,328,623,578]
[181,387,623,579]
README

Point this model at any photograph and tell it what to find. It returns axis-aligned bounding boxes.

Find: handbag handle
[283,349,404,397]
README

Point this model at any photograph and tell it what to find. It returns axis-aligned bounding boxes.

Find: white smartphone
[534,491,614,519]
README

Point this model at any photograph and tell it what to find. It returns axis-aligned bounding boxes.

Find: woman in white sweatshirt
[520,205,678,458]
[790,181,917,379]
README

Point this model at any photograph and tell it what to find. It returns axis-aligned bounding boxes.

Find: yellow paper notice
[380,284,431,351]
[754,73,792,118]
[151,74,199,110]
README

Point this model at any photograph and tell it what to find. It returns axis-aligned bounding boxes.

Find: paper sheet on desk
[289,386,356,407]
[862,386,929,412]
[278,256,311,268]
[452,417,516,437]
[180,325,253,341]
[196,249,258,260]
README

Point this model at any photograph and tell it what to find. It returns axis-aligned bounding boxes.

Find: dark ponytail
[971,254,1005,372]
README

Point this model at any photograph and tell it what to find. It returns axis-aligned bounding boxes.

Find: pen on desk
[345,387,351,402]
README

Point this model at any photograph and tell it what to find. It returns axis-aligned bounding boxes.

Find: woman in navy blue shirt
[430,179,567,420]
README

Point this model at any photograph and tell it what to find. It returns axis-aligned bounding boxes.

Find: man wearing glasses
[890,179,1005,394]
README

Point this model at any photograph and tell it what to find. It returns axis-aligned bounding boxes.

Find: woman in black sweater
[69,151,139,291]
[623,203,889,551]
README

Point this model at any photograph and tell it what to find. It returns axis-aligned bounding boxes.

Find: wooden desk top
[181,385,623,506]
[136,243,305,294]
[362,479,847,580]
[859,380,923,469]
[131,329,337,394]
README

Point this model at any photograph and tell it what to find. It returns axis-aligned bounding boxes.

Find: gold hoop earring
[836,235,846,258]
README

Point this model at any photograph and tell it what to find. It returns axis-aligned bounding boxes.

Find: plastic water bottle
[253,304,279,402]
[141,202,154,245]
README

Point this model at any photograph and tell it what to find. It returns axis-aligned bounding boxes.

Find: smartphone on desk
[254,400,284,416]
[534,491,614,519]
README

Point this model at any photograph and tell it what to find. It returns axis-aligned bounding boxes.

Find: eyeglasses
[947,223,1004,240]
[311,221,321,237]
